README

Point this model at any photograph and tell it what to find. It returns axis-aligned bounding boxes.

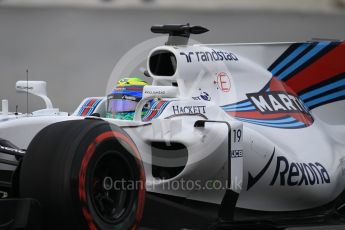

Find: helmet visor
[107,99,138,115]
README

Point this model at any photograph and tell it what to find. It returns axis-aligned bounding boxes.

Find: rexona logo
[247,91,309,114]
[172,105,206,115]
[247,149,330,190]
[180,49,239,63]
[270,156,330,186]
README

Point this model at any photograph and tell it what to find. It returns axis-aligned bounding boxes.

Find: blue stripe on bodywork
[300,79,345,101]
[277,42,331,80]
[236,117,305,128]
[142,101,160,120]
[271,43,310,75]
[154,101,170,118]
[236,116,295,124]
[221,100,252,109]
[225,106,256,112]
[78,98,91,116]
[305,89,345,108]
[86,99,102,116]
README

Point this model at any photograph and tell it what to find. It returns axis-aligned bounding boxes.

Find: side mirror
[142,86,178,99]
[133,86,178,121]
[16,81,53,109]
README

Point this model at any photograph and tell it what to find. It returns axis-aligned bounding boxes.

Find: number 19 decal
[233,129,242,143]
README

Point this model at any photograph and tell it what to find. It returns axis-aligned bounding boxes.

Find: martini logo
[247,91,309,114]
[214,72,231,92]
[222,77,314,129]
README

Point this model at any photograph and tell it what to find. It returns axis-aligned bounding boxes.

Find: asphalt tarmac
[0,6,345,113]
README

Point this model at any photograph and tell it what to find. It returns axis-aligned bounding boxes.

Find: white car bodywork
[1,40,345,215]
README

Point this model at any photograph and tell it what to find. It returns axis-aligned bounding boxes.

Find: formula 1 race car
[0,24,345,230]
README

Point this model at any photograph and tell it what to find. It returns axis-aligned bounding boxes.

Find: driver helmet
[106,77,149,120]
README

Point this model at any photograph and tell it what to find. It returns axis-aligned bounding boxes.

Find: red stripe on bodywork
[269,77,297,95]
[81,99,97,116]
[144,101,166,121]
[227,111,285,119]
[286,42,345,93]
[227,111,313,125]
[229,111,313,125]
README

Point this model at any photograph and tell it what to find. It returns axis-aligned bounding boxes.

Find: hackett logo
[172,105,206,115]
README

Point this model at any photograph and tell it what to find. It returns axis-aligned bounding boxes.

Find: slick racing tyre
[19,119,145,230]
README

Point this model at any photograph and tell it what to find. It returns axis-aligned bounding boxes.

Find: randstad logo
[179,49,239,63]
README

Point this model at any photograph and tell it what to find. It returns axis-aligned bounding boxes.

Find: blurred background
[0,0,345,114]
